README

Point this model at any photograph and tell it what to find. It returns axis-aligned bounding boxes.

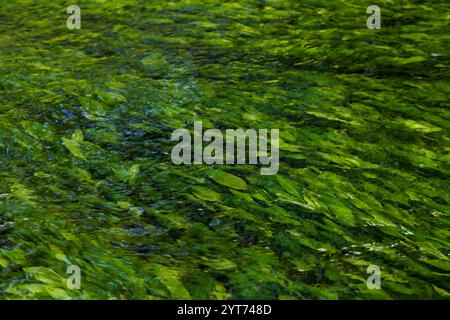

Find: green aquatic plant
[0,0,449,299]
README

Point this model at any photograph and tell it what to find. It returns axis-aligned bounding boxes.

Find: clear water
[0,0,449,299]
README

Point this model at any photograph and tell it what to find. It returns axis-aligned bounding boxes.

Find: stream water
[0,0,449,299]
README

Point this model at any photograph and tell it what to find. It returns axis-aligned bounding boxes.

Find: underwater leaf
[276,175,300,196]
[288,230,337,253]
[0,257,9,267]
[403,120,442,133]
[81,98,109,119]
[230,189,254,202]
[154,266,191,299]
[49,245,69,263]
[97,91,126,105]
[326,198,356,227]
[11,183,36,203]
[5,284,49,297]
[112,164,140,184]
[191,186,221,202]
[141,53,167,66]
[421,259,450,271]
[208,170,248,190]
[45,287,72,300]
[201,257,237,270]
[21,120,56,142]
[376,56,426,65]
[62,137,85,159]
[432,285,450,298]
[72,129,84,142]
[23,267,65,285]
[213,283,231,299]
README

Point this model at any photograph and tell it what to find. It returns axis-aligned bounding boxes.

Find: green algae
[0,0,449,299]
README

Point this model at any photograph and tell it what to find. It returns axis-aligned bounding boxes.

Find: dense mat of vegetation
[0,0,449,299]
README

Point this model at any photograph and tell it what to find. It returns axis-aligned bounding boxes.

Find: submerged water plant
[0,0,449,299]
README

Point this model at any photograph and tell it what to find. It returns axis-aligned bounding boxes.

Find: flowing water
[0,0,449,299]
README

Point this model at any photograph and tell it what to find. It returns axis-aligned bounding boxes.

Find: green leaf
[62,137,85,159]
[154,266,191,299]
[201,258,237,270]
[97,91,126,105]
[0,257,9,267]
[230,189,253,202]
[276,175,300,196]
[112,164,140,184]
[11,182,36,203]
[46,287,72,300]
[191,186,221,202]
[21,120,56,142]
[433,285,450,298]
[421,259,450,271]
[23,267,65,285]
[208,170,248,190]
[140,52,168,68]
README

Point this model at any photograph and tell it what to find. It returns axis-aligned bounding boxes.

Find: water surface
[0,0,449,299]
